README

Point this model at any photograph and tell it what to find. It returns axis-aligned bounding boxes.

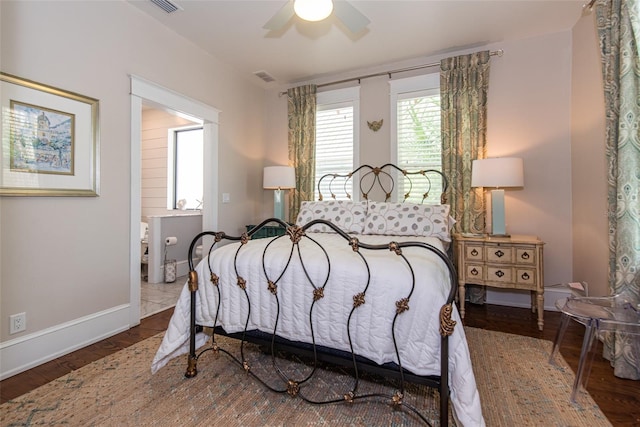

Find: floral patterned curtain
[595,0,640,380]
[441,52,491,304]
[287,85,317,223]
[440,51,490,235]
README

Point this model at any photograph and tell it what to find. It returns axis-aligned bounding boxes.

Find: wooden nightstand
[453,234,545,330]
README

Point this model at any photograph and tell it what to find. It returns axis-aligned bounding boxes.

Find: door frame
[129,75,220,326]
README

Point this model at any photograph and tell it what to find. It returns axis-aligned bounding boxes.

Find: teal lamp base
[273,189,285,221]
[490,189,508,236]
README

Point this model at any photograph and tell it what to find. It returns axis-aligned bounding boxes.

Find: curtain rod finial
[583,0,596,14]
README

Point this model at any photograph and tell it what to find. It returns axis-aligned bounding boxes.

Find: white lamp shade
[471,157,524,188]
[263,166,296,190]
[294,0,333,22]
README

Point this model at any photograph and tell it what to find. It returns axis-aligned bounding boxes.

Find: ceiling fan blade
[263,1,296,31]
[333,1,370,33]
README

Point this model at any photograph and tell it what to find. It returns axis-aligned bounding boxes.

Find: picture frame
[0,72,99,196]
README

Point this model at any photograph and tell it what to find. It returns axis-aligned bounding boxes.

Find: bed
[152,164,484,426]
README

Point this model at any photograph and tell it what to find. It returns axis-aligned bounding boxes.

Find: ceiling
[128,0,586,88]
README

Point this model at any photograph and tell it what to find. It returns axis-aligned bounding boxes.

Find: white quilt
[152,233,485,426]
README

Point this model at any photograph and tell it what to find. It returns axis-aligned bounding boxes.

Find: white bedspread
[151,233,484,426]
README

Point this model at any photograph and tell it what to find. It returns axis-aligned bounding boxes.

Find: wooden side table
[453,234,545,330]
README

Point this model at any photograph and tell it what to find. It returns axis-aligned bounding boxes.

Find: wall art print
[10,101,75,175]
[0,72,99,196]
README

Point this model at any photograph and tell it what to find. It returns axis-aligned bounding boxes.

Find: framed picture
[0,72,99,196]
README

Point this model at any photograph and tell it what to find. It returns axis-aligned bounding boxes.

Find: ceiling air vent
[150,0,181,14]
[254,70,276,83]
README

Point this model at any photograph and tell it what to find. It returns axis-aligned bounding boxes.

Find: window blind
[396,94,442,204]
[315,105,354,200]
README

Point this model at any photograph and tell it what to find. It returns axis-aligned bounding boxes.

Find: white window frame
[167,125,203,210]
[315,86,360,201]
[389,73,441,202]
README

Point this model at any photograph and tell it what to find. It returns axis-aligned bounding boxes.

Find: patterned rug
[0,328,611,426]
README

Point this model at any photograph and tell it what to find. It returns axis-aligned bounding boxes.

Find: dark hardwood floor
[1,304,638,426]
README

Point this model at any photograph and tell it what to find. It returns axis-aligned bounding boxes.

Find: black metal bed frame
[182,165,457,426]
[317,163,448,204]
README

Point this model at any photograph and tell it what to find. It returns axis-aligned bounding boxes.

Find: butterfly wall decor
[367,119,383,132]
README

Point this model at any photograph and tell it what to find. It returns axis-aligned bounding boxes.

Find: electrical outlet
[9,312,26,334]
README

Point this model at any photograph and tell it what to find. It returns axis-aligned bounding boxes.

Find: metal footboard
[184,218,457,426]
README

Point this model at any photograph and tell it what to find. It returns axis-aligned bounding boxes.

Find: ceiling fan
[263,0,370,34]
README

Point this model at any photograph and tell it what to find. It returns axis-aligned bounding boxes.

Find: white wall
[485,32,574,294]
[0,1,266,377]
[264,31,577,296]
[571,13,608,296]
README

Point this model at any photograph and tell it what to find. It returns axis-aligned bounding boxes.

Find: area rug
[0,328,611,426]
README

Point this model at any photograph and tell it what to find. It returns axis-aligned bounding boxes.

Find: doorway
[129,76,220,326]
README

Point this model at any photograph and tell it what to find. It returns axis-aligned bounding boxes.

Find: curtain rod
[279,49,504,96]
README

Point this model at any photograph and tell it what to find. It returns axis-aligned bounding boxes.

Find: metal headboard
[317,163,448,204]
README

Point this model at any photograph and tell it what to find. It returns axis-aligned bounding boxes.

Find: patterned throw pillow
[362,202,452,241]
[295,200,368,234]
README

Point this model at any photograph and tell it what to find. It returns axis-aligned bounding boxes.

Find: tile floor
[140,276,186,318]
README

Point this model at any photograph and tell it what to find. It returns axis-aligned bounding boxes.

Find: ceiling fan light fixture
[294,0,333,22]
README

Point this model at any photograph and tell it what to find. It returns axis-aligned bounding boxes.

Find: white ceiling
[128,0,586,87]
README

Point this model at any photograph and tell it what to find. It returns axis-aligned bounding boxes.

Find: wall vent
[254,70,276,83]
[150,0,181,14]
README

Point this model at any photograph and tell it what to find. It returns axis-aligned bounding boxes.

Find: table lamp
[263,166,296,221]
[471,157,524,236]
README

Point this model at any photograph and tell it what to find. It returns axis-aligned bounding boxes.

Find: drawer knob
[495,250,505,258]
[521,252,530,260]
[470,268,479,276]
[522,272,530,280]
[471,248,479,256]
[495,270,505,278]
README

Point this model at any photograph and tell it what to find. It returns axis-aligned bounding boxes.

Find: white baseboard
[485,287,573,311]
[0,304,131,380]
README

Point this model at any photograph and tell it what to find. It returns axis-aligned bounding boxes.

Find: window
[168,126,203,210]
[315,87,359,200]
[390,74,442,204]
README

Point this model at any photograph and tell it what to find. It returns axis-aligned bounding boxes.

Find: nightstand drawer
[464,264,484,281]
[486,266,513,283]
[516,268,536,286]
[464,245,484,261]
[515,248,536,265]
[485,245,513,263]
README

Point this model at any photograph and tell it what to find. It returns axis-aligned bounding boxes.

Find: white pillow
[295,200,367,234]
[363,202,452,241]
